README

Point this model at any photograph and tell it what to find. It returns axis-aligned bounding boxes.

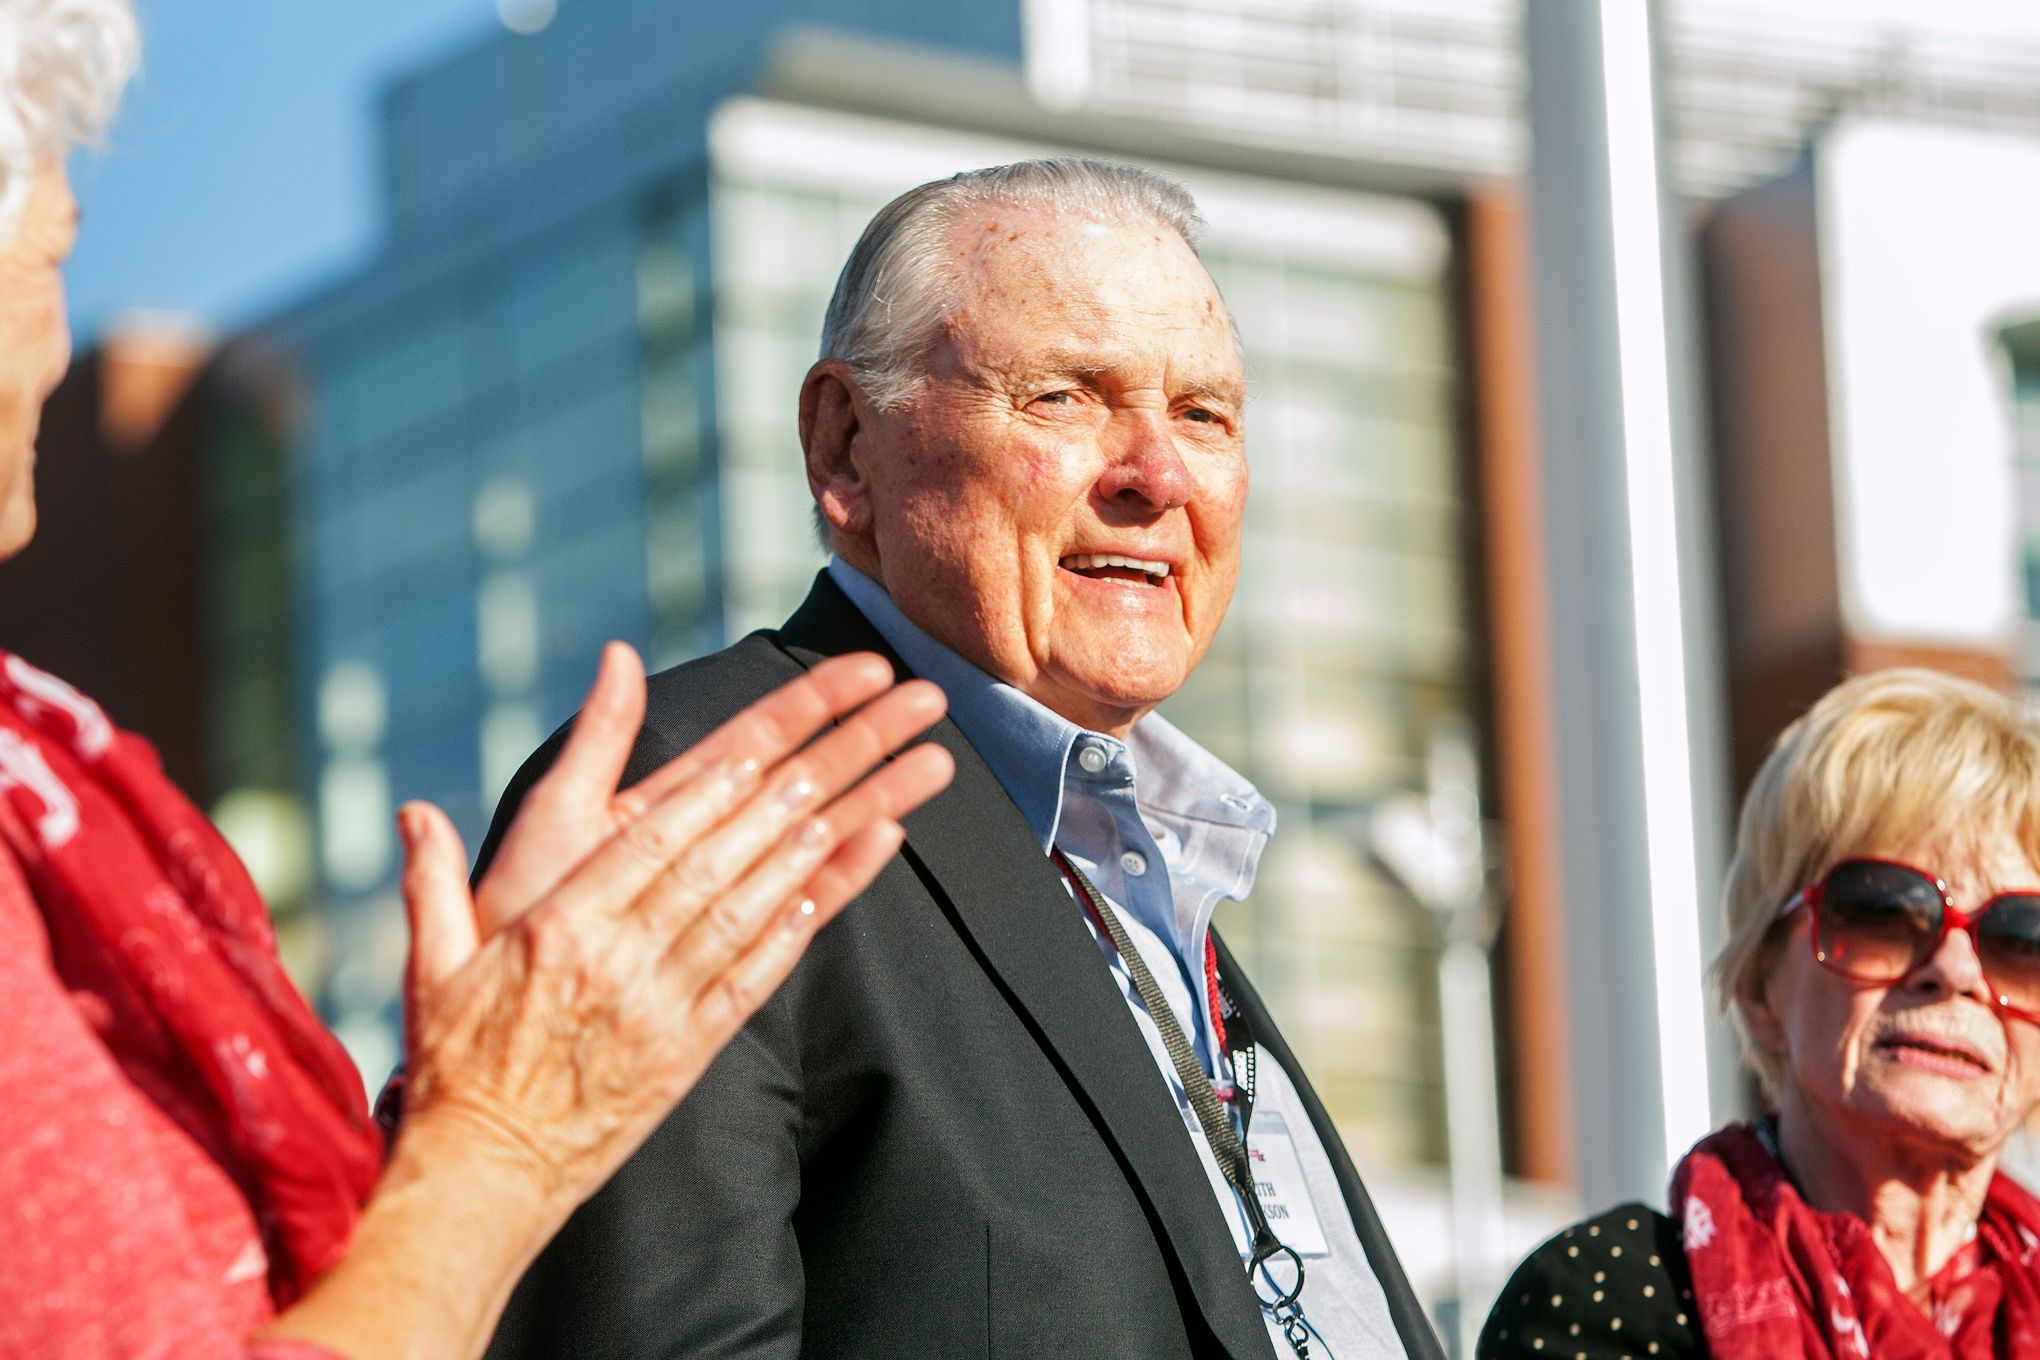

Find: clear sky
[64,0,501,343]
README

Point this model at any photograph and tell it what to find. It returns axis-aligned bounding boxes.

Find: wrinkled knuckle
[609,786,652,824]
[696,895,759,961]
[604,1004,660,1056]
[619,813,683,867]
[842,708,893,752]
[695,974,758,1038]
[731,711,780,759]
[521,909,585,975]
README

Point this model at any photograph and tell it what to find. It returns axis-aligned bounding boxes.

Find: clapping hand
[393,644,951,1211]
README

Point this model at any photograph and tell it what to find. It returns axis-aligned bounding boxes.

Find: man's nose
[1097,414,1193,513]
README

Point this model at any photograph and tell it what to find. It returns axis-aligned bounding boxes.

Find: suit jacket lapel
[778,574,1276,1359]
[1213,933,1446,1360]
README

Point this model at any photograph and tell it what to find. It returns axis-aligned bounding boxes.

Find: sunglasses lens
[1978,897,2040,1014]
[1815,860,1942,981]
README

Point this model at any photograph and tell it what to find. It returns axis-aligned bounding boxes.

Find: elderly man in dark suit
[481,157,1443,1360]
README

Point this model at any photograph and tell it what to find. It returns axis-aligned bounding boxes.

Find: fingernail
[779,897,819,937]
[775,777,816,810]
[794,817,830,851]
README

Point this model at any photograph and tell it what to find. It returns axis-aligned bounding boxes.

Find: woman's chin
[1853,1073,2012,1164]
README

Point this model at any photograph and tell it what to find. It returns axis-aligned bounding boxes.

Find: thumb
[400,801,479,996]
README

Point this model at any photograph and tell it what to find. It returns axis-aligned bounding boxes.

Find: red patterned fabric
[1672,1123,2040,1359]
[0,653,380,1306]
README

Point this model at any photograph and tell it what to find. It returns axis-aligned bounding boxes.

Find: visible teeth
[1062,553,1171,578]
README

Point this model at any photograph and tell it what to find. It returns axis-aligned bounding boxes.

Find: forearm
[256,1108,564,1360]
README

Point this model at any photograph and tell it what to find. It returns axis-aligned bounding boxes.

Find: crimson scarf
[1671,1123,2040,1359]
[0,652,380,1305]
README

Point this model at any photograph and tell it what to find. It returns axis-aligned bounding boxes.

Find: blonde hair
[1715,667,2040,1097]
[0,0,137,233]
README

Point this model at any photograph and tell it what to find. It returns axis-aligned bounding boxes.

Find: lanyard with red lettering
[1052,852,1247,1092]
[1051,851,1310,1357]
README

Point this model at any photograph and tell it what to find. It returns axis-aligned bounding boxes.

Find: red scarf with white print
[1671,1123,2040,1359]
[0,653,380,1304]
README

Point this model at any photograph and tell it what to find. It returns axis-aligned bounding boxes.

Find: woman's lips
[1873,1034,1994,1077]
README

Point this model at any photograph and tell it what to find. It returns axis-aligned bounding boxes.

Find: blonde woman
[1482,668,2040,1359]
[0,3,955,1357]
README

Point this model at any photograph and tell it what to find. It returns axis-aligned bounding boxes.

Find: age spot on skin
[967,218,1031,267]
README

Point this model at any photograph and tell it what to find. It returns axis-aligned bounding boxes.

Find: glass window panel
[530,530,650,665]
[506,229,637,379]
[642,335,711,481]
[319,754,392,893]
[354,455,474,574]
[477,570,540,694]
[349,306,465,453]
[373,591,479,721]
[480,701,544,805]
[511,364,643,509]
[383,714,485,846]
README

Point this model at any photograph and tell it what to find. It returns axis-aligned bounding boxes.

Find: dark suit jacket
[480,573,1443,1360]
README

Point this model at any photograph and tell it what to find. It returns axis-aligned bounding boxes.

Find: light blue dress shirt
[827,558,1408,1359]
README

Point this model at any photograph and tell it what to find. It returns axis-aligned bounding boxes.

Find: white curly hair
[0,0,137,233]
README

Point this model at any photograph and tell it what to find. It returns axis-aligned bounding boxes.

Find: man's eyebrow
[994,352,1242,398]
[996,350,1113,381]
[1179,377,1244,405]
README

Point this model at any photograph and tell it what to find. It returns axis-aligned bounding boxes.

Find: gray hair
[0,0,137,233]
[818,157,1209,411]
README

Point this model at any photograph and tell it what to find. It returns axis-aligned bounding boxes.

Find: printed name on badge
[1245,1110,1329,1258]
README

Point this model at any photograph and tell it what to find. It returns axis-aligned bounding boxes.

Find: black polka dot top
[1478,1203,1707,1359]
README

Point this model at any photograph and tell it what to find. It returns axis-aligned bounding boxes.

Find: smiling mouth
[1061,553,1172,587]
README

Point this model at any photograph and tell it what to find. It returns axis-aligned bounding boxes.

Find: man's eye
[1032,390,1076,406]
[1180,406,1220,424]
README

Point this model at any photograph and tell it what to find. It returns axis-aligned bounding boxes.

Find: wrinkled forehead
[939,204,1243,369]
[1842,837,2040,902]
[1816,811,2040,905]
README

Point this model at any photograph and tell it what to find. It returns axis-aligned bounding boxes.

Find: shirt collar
[826,557,1275,878]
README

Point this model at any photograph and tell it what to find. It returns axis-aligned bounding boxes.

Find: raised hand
[394,644,951,1209]
[258,648,951,1360]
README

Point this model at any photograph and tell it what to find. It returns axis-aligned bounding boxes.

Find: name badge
[1244,1110,1329,1258]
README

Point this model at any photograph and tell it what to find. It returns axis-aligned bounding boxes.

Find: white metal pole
[1430,723,1505,1360]
[1522,0,1730,1207]
[1438,935,1505,1358]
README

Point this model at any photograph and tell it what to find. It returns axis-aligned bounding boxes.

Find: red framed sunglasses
[1780,856,2040,1025]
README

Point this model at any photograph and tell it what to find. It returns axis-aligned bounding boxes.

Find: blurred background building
[22,0,2040,1346]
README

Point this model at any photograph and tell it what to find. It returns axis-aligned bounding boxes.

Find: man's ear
[800,361,873,543]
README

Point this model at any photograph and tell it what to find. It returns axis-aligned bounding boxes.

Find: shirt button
[1077,743,1108,774]
[1121,850,1148,877]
